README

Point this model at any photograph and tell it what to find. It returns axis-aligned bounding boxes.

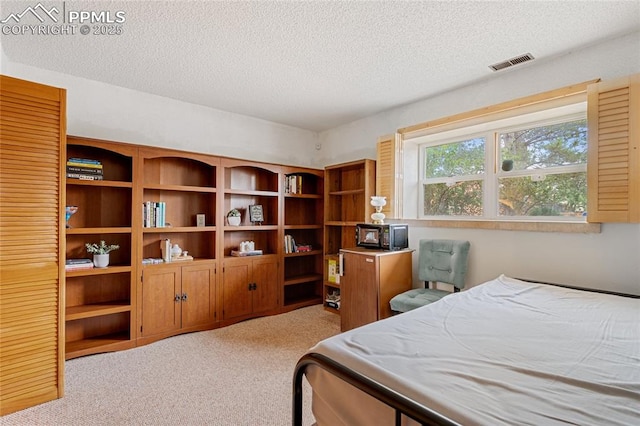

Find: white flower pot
[93,254,110,268]
[227,216,241,226]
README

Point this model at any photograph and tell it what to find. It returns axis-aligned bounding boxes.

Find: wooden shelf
[283,296,323,311]
[65,332,133,360]
[143,183,216,193]
[223,225,278,231]
[284,193,322,199]
[67,179,133,188]
[324,221,362,227]
[284,249,323,257]
[66,302,131,321]
[142,226,217,233]
[328,188,365,196]
[66,227,132,235]
[65,136,136,362]
[224,188,279,197]
[323,159,375,316]
[66,265,132,277]
[284,224,323,230]
[63,137,325,357]
[284,273,323,286]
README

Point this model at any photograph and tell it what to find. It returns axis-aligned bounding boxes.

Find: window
[422,136,485,216]
[418,106,587,221]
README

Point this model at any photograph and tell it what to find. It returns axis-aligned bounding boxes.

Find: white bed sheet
[306,275,640,426]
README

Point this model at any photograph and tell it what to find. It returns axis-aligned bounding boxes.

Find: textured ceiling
[1,1,639,131]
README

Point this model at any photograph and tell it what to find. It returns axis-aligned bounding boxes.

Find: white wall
[0,49,319,168]
[318,31,640,295]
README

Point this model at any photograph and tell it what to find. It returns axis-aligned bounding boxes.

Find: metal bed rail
[292,352,461,426]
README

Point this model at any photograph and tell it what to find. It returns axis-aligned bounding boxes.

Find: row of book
[143,201,167,228]
[284,234,312,253]
[284,174,303,194]
[67,157,103,181]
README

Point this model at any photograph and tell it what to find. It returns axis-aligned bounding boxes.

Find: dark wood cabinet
[139,261,216,343]
[339,248,413,332]
[222,256,279,322]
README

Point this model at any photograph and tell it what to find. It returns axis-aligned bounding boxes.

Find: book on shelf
[143,201,166,227]
[284,174,303,195]
[66,173,104,180]
[65,258,94,270]
[68,157,101,165]
[327,259,340,283]
[66,165,103,175]
[67,158,102,168]
[231,249,263,257]
[284,234,297,253]
[171,255,194,262]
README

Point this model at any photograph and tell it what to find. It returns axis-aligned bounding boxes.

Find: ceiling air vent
[489,53,535,71]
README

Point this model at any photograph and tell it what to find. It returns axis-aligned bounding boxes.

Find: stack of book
[66,158,103,180]
[143,201,166,227]
[65,258,94,271]
[284,174,303,194]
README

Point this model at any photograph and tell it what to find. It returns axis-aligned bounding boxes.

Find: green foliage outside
[423,119,588,217]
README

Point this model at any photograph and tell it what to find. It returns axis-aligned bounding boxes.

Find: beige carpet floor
[1,305,340,426]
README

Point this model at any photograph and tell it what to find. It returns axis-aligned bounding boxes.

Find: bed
[293,275,640,425]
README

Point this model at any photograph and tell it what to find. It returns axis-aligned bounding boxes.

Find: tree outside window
[420,115,587,220]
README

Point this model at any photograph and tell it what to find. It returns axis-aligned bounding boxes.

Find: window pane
[424,137,485,178]
[499,119,587,171]
[423,180,483,216]
[498,172,587,217]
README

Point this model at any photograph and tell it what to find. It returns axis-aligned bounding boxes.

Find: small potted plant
[85,240,120,268]
[227,208,241,226]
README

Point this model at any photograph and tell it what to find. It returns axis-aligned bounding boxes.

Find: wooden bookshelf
[323,159,376,314]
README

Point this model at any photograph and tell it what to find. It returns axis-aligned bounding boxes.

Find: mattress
[305,275,640,425]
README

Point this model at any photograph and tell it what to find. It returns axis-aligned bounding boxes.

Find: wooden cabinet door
[181,264,216,328]
[141,267,182,337]
[0,75,66,415]
[222,261,252,320]
[251,257,279,314]
[340,252,378,331]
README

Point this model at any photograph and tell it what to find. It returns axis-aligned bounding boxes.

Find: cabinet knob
[181,293,188,301]
[174,294,181,302]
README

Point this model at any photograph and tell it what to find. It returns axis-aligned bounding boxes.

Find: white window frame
[414,102,587,222]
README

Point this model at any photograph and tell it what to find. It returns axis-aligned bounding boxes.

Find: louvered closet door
[587,74,640,223]
[0,75,66,415]
[376,133,403,219]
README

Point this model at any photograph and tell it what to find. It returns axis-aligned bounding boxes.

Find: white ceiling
[1,1,639,132]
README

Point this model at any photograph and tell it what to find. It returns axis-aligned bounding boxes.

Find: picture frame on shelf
[249,204,264,224]
[196,214,206,227]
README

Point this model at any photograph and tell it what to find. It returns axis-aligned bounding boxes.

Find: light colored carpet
[1,305,340,426]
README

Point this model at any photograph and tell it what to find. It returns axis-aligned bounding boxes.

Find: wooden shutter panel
[587,74,640,223]
[0,75,66,414]
[376,134,403,218]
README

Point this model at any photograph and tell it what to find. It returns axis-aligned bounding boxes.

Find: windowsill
[402,219,601,234]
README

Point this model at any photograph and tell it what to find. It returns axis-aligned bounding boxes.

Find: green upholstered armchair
[390,239,470,313]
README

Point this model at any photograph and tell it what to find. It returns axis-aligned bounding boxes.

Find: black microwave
[355,223,409,251]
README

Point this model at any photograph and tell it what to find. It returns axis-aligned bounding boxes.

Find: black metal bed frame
[292,352,461,426]
[292,280,638,426]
